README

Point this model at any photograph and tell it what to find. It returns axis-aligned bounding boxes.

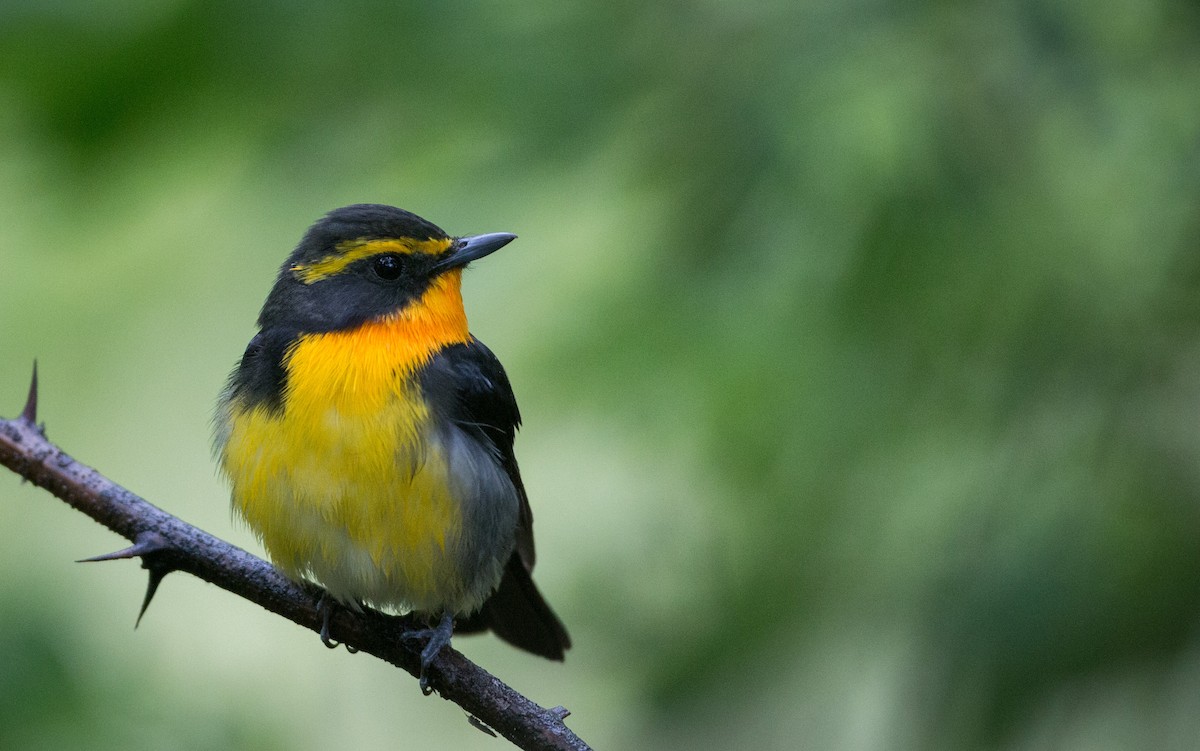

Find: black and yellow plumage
[213,204,569,678]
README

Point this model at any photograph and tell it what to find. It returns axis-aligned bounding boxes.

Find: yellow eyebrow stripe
[291,237,453,283]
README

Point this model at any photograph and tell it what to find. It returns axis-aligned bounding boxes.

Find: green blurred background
[3,1,1200,749]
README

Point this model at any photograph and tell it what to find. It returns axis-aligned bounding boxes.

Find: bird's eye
[372,254,404,281]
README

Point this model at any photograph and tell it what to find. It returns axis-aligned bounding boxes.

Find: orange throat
[284,269,471,409]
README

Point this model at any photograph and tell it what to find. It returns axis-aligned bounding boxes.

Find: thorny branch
[0,364,589,751]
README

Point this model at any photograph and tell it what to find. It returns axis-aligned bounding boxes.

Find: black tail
[458,553,571,660]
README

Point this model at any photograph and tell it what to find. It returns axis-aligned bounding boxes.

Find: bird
[212,204,570,689]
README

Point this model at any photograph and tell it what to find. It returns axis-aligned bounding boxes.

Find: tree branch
[0,365,589,751]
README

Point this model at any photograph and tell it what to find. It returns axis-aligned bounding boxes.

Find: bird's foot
[316,593,358,653]
[403,611,454,695]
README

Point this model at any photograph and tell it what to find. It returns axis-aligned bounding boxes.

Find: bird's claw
[403,611,454,695]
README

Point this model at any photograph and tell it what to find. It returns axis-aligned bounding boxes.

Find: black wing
[420,338,570,659]
[226,327,299,413]
[419,337,534,567]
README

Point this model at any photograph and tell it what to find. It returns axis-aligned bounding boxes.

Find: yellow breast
[219,272,481,612]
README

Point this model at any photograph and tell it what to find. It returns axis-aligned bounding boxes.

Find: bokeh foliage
[2,1,1200,749]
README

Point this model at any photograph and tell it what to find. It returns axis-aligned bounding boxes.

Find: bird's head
[258,204,515,333]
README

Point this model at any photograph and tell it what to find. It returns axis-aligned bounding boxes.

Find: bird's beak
[435,232,517,271]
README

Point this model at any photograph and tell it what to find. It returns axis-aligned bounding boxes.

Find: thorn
[467,715,497,737]
[75,532,174,628]
[548,706,572,721]
[19,360,38,425]
[77,532,170,563]
[136,564,170,628]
